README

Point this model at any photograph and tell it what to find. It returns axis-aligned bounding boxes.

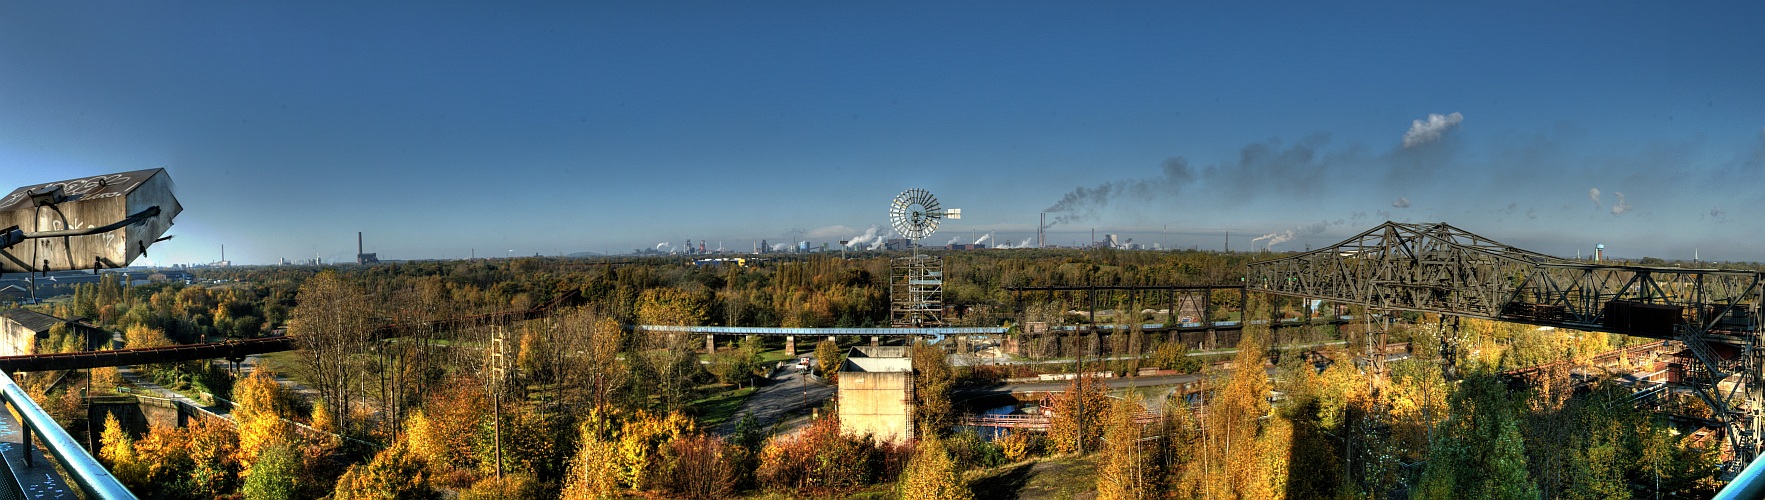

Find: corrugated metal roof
[0,308,63,334]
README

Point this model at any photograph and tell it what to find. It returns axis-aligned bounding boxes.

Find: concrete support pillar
[785,335,796,356]
[871,336,880,347]
[706,334,716,353]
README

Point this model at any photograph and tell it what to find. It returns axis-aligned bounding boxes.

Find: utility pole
[491,326,506,482]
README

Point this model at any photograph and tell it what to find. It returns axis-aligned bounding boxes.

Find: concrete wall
[0,318,43,356]
[0,169,182,272]
[838,370,914,443]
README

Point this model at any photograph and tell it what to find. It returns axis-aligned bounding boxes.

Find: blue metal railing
[0,371,136,499]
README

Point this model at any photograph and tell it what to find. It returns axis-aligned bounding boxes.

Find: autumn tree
[655,434,739,500]
[642,331,705,411]
[898,437,971,500]
[814,339,843,380]
[1097,393,1154,500]
[123,323,172,350]
[1196,297,1288,499]
[98,412,146,486]
[404,381,490,477]
[912,340,956,437]
[1047,374,1110,454]
[288,270,373,427]
[636,287,709,326]
[997,430,1042,463]
[560,411,622,499]
[1160,395,1202,497]
[332,441,438,500]
[233,369,295,475]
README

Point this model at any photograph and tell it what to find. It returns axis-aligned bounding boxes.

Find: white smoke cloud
[1392,197,1411,209]
[1610,192,1631,215]
[655,242,667,250]
[1252,231,1296,250]
[1401,112,1464,148]
[844,225,884,249]
[974,233,991,246]
[1588,188,1602,209]
[946,236,961,245]
[770,243,789,251]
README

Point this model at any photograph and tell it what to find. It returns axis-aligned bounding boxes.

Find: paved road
[116,365,228,418]
[715,364,835,436]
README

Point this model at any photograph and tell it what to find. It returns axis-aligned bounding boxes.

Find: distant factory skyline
[4,2,1764,265]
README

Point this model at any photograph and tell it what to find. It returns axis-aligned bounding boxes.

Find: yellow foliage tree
[98,412,146,486]
[560,419,622,499]
[997,431,1039,463]
[1097,393,1153,500]
[124,323,172,350]
[614,411,695,490]
[332,441,436,500]
[234,369,293,474]
[898,437,971,500]
[636,288,709,326]
[1047,375,1110,454]
[409,378,486,474]
[91,366,122,394]
[310,400,338,435]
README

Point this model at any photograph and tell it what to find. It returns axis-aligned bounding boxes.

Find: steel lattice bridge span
[1247,221,1765,473]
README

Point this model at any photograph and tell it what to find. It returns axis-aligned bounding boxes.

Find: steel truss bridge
[1247,221,1765,468]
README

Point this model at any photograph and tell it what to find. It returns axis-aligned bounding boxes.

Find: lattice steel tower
[888,188,959,327]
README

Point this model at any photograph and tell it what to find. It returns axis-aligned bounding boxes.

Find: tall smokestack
[359,232,363,257]
[1039,213,1045,248]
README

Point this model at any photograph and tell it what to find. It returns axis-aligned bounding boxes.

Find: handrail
[0,371,137,499]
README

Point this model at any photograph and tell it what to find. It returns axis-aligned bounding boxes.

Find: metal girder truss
[1247,221,1765,465]
[891,254,944,327]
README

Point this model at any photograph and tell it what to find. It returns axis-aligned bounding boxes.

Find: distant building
[357,253,379,265]
[884,238,914,251]
[944,244,988,251]
[837,346,914,443]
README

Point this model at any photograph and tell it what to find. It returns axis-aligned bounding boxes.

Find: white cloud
[1401,112,1464,148]
[1392,197,1411,209]
[1610,192,1631,215]
[1588,188,1602,209]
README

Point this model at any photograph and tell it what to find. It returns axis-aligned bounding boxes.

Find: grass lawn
[969,454,1101,500]
[253,350,314,385]
[687,385,756,429]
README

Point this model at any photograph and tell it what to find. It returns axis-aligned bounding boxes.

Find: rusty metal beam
[0,337,296,372]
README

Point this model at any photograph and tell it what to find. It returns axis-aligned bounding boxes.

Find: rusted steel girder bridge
[1247,221,1765,469]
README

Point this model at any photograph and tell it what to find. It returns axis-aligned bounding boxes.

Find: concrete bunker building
[837,346,915,443]
[0,308,107,356]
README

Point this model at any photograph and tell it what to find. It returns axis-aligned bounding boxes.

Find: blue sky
[3,2,1763,265]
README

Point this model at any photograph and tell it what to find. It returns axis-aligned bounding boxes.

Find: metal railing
[0,371,136,499]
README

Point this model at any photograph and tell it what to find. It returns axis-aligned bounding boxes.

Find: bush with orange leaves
[756,416,903,495]
[655,434,739,500]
